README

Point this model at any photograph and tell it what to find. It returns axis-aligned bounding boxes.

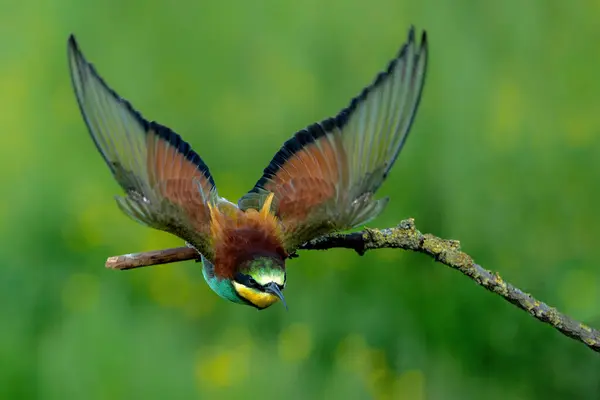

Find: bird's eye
[247,277,258,287]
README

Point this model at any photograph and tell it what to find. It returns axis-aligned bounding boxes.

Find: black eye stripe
[235,273,285,290]
[235,273,261,289]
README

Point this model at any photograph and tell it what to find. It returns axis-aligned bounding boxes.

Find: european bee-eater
[67,27,428,310]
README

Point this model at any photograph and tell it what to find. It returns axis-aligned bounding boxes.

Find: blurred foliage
[1,0,600,399]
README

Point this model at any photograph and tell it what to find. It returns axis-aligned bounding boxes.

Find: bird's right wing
[68,35,222,260]
[239,27,428,253]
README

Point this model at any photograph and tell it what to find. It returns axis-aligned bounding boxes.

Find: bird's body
[201,193,288,308]
[67,27,429,310]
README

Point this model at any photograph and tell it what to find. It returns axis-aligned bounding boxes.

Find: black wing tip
[408,25,416,42]
[67,33,77,47]
[418,30,428,56]
[403,26,427,55]
[67,34,81,65]
[67,35,216,191]
[67,34,84,61]
[338,25,428,126]
[67,34,152,132]
[406,25,427,45]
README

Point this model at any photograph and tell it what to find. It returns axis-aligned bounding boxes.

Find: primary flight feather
[67,27,428,310]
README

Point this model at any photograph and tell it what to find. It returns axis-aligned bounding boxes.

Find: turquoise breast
[201,255,245,304]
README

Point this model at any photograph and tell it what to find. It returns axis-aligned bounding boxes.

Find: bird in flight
[67,27,428,310]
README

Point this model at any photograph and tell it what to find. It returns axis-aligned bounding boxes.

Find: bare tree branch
[105,218,600,353]
[106,246,198,270]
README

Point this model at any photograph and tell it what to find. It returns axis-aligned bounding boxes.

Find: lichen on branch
[105,218,600,354]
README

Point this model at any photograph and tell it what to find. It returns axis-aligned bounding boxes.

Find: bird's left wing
[238,27,428,253]
[68,35,224,260]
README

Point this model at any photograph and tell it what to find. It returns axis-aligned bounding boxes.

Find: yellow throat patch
[232,281,280,309]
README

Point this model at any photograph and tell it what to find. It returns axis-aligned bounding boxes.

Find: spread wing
[238,27,428,253]
[68,35,222,260]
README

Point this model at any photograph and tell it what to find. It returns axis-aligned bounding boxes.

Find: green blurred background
[2,0,600,398]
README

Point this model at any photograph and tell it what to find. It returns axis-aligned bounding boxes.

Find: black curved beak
[265,282,288,311]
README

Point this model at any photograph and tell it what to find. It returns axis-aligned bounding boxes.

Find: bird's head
[232,255,287,310]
